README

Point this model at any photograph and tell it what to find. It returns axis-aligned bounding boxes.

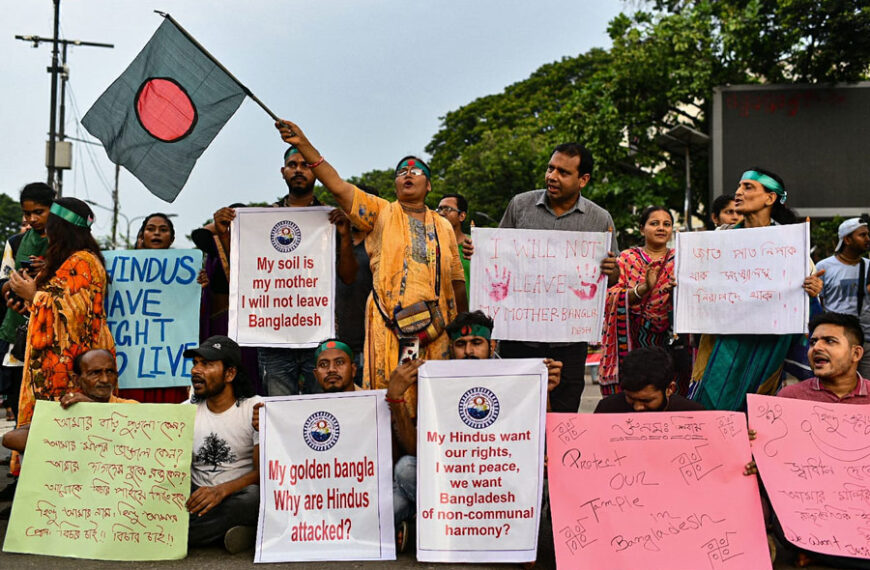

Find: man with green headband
[387,310,561,551]
[313,339,362,393]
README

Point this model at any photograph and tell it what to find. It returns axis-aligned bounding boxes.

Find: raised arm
[276,120,356,212]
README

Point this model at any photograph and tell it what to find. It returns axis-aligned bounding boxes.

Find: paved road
[0,380,838,568]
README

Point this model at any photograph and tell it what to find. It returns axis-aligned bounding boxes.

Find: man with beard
[312,339,363,393]
[213,147,358,396]
[183,335,263,553]
[386,310,561,551]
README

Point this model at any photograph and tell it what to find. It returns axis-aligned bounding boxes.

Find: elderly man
[1,349,135,454]
[386,310,561,551]
[183,335,262,553]
[497,143,620,413]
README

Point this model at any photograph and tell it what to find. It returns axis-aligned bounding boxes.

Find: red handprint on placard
[485,265,511,302]
[568,264,600,300]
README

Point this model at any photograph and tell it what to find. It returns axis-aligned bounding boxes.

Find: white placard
[255,391,395,563]
[228,207,336,347]
[674,223,810,334]
[470,227,609,342]
[416,359,547,563]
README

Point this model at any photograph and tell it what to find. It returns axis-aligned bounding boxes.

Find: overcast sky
[2,1,624,246]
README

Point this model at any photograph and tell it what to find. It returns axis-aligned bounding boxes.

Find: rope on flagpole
[154,11,279,121]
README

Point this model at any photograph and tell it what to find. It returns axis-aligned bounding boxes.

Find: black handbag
[11,321,28,362]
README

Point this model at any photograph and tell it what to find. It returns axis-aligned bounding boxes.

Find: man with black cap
[183,335,263,553]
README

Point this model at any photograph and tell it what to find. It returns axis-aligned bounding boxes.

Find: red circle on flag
[135,78,197,142]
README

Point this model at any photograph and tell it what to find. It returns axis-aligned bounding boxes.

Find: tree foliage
[423,2,870,240]
[0,193,22,246]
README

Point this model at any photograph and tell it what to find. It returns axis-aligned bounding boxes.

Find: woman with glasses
[276,120,467,412]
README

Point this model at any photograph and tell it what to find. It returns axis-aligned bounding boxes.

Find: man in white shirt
[184,335,263,553]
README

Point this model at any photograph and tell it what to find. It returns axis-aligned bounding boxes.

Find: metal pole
[57,41,68,196]
[684,146,692,231]
[47,0,61,188]
[112,164,120,248]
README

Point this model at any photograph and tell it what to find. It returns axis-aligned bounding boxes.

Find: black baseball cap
[183,335,242,367]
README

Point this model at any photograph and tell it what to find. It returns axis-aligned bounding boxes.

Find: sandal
[396,520,409,553]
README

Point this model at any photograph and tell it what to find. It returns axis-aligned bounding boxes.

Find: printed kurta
[347,187,464,415]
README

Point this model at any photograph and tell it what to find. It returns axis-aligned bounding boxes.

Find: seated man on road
[747,312,870,569]
[184,335,262,554]
[594,346,705,413]
[251,339,363,431]
[2,348,135,454]
[387,310,561,551]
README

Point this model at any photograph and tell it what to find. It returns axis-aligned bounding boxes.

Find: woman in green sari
[689,167,823,410]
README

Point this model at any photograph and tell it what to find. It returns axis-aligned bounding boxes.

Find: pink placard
[546,412,770,570]
[747,393,870,560]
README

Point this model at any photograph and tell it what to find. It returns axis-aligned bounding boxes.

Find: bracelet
[385,396,405,404]
[306,156,325,169]
[632,283,642,298]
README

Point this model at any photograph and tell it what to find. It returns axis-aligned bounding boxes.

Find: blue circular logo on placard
[303,411,340,451]
[458,387,500,429]
[270,220,302,253]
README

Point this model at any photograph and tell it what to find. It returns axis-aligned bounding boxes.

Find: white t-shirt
[186,396,263,488]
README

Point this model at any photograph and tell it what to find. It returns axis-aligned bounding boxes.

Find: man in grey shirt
[498,142,619,412]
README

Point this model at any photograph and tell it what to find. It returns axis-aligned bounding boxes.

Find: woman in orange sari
[8,197,115,473]
[275,120,467,414]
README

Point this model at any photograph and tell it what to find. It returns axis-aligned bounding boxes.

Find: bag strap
[859,258,867,315]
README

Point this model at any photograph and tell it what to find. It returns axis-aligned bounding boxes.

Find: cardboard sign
[674,223,810,334]
[228,207,336,347]
[748,393,870,560]
[104,249,203,389]
[416,359,547,563]
[3,401,195,560]
[469,227,609,343]
[255,391,395,562]
[546,411,771,570]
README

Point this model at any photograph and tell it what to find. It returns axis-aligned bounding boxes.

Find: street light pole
[84,200,129,249]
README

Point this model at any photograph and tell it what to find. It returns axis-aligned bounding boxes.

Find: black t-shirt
[594,393,706,413]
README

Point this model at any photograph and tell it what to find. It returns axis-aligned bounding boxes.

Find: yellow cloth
[347,187,464,415]
[12,250,115,475]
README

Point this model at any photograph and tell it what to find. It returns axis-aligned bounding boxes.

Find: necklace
[400,203,426,214]
[644,246,667,260]
[836,251,860,265]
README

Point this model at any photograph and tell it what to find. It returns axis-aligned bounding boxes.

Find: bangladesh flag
[83,18,247,202]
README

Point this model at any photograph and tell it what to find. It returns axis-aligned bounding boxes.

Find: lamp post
[84,199,128,249]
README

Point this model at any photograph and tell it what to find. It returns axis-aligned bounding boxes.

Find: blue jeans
[188,484,259,546]
[257,347,320,396]
[393,455,416,527]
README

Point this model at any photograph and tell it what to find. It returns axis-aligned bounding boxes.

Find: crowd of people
[0,122,867,567]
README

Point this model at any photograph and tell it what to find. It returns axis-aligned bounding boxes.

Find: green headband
[315,340,353,360]
[50,203,93,228]
[741,170,788,204]
[283,146,300,163]
[396,158,431,179]
[448,323,492,341]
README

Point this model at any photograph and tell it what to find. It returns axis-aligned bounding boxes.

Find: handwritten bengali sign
[255,391,395,562]
[104,249,202,389]
[546,411,771,570]
[748,393,870,560]
[229,207,336,347]
[3,401,195,560]
[416,359,546,563]
[674,223,810,334]
[470,227,609,342]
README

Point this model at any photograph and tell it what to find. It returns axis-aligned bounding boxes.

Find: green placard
[3,400,195,560]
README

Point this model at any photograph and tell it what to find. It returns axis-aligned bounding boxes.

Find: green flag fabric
[82,18,246,202]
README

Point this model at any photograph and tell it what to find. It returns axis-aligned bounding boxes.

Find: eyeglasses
[395,167,426,178]
[435,206,461,214]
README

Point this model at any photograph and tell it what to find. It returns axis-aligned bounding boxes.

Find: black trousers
[498,341,587,413]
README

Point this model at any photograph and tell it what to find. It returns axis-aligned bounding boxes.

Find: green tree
[0,193,22,245]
